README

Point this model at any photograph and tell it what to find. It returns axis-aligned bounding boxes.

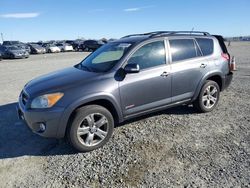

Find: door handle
[200,63,207,68]
[161,72,169,77]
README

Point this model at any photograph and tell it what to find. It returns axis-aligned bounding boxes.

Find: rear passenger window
[195,38,214,56]
[169,39,200,62]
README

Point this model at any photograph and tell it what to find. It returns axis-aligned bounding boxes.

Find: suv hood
[25,67,99,96]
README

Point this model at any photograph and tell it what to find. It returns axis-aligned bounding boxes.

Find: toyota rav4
[17,31,233,152]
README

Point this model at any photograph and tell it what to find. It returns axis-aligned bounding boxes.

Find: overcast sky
[0,0,250,42]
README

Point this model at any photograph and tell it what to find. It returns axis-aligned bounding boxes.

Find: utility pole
[1,33,3,43]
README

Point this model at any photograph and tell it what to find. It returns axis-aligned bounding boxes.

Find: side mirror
[124,63,140,73]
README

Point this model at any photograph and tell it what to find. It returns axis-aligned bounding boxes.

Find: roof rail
[121,31,210,39]
[121,33,145,38]
[149,31,210,37]
[121,31,170,38]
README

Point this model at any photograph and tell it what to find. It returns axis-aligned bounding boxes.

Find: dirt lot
[0,43,249,187]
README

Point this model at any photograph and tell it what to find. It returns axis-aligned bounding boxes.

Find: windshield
[78,42,132,72]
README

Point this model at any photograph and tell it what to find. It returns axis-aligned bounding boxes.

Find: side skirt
[123,99,191,121]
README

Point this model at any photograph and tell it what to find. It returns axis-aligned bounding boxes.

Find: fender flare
[56,92,123,138]
[192,71,223,102]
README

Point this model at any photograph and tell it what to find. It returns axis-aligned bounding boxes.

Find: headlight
[31,93,64,109]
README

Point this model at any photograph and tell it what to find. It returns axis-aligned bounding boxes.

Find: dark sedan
[0,45,29,59]
[80,40,104,52]
[28,43,46,54]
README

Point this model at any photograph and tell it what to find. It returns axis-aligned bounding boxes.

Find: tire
[10,54,15,59]
[67,105,114,152]
[84,47,89,52]
[194,80,220,113]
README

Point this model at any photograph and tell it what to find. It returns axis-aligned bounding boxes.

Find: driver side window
[127,40,166,70]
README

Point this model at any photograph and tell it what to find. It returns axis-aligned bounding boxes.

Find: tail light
[221,53,231,71]
[221,53,230,61]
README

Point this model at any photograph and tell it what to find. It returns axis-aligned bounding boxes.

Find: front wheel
[67,105,114,152]
[194,80,220,113]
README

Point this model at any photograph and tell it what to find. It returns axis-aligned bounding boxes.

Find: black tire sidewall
[68,105,114,152]
[196,80,220,112]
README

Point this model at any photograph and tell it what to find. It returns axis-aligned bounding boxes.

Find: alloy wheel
[77,113,108,147]
[202,85,218,109]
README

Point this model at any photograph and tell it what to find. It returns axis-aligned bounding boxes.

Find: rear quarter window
[195,38,214,56]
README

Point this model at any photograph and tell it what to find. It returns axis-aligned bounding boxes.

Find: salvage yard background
[0,42,249,187]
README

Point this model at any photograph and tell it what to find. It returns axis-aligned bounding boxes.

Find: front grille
[21,90,29,106]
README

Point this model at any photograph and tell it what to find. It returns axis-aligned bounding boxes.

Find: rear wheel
[67,105,114,152]
[194,80,220,112]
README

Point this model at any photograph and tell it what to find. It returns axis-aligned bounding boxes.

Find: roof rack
[150,31,210,37]
[121,33,148,38]
[121,31,210,39]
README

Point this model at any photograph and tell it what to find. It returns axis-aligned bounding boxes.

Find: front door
[119,40,172,117]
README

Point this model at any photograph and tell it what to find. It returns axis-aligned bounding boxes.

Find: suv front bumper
[17,98,65,138]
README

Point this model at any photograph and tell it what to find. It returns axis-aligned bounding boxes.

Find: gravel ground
[0,43,249,187]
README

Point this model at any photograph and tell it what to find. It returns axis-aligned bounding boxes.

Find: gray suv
[17,31,233,152]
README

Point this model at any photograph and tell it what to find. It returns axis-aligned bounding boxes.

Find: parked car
[108,38,117,42]
[56,43,74,52]
[3,41,31,53]
[36,41,44,46]
[28,43,46,54]
[42,43,61,53]
[0,45,29,59]
[65,40,84,51]
[17,31,233,152]
[79,40,104,52]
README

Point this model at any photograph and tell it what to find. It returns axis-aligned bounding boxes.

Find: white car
[42,44,61,53]
[56,43,74,52]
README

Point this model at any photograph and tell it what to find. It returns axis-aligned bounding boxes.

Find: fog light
[38,123,46,133]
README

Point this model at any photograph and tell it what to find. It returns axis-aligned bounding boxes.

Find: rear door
[168,38,209,102]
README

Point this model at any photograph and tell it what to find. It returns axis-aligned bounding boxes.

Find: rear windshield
[195,38,214,56]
